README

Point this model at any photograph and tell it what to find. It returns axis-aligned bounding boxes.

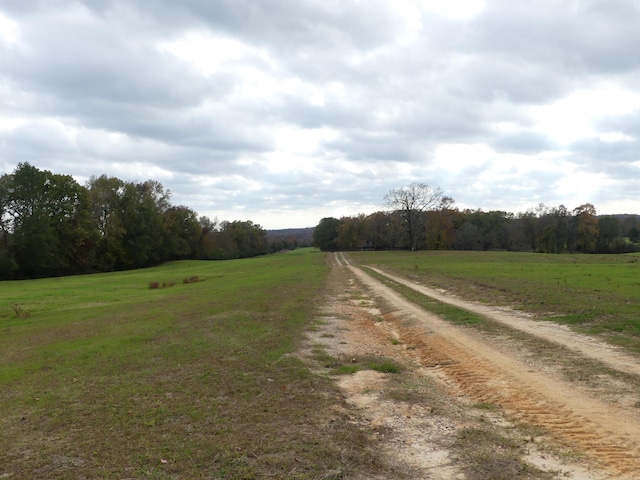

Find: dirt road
[319,252,640,478]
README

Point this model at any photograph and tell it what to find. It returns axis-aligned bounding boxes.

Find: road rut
[336,252,640,478]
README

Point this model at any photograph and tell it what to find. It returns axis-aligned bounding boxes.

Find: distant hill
[267,227,314,248]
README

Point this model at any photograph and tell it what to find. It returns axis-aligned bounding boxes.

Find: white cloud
[597,132,634,143]
[432,143,494,173]
[159,32,273,78]
[0,11,20,48]
[1,0,639,228]
[417,0,485,19]
[554,170,611,195]
[532,85,640,145]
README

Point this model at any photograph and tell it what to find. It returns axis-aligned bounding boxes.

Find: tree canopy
[313,183,639,255]
[312,217,341,252]
[384,183,453,251]
[0,163,273,280]
[2,166,637,280]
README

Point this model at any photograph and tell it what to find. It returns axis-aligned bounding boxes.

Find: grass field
[0,249,390,479]
[348,250,640,351]
[4,248,640,478]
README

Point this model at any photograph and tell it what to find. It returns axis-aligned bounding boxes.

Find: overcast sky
[1,0,639,229]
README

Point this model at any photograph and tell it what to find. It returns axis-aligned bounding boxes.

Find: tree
[4,163,96,277]
[198,220,267,260]
[517,209,538,252]
[1,163,281,279]
[336,214,368,250]
[313,217,341,251]
[423,208,457,250]
[364,211,394,250]
[454,221,482,250]
[463,210,511,251]
[572,204,599,253]
[47,173,97,273]
[87,175,126,271]
[225,220,268,258]
[534,205,569,253]
[597,216,621,253]
[385,183,452,251]
[0,174,17,279]
[117,180,170,268]
[162,206,201,259]
[549,205,570,254]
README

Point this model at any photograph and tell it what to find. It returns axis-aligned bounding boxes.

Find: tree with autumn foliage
[336,214,369,250]
[572,203,599,253]
[384,183,454,251]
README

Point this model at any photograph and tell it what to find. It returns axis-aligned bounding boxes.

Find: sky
[1,0,639,229]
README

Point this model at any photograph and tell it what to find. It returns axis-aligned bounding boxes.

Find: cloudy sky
[1,0,639,229]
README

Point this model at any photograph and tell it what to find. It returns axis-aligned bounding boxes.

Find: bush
[183,275,203,284]
[11,304,30,319]
[149,281,176,289]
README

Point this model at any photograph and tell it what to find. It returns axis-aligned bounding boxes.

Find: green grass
[363,266,488,328]
[366,358,402,374]
[349,250,640,351]
[0,249,393,479]
[453,427,550,480]
[316,352,402,376]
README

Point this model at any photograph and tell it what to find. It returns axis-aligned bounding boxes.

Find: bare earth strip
[362,262,640,378]
[329,252,640,478]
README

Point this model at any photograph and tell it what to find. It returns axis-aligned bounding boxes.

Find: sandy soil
[307,252,640,479]
[365,263,640,378]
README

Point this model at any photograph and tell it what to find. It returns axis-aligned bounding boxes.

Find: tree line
[0,163,299,280]
[313,183,640,254]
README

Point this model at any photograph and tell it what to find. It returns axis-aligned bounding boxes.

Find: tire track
[338,254,640,477]
[366,265,640,378]
[401,326,639,475]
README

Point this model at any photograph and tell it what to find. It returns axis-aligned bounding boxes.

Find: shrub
[11,304,30,319]
[183,275,203,284]
[149,281,177,289]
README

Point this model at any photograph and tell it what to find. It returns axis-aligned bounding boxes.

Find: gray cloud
[1,0,639,228]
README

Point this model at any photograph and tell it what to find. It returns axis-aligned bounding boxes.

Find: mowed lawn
[0,249,385,479]
[348,250,640,351]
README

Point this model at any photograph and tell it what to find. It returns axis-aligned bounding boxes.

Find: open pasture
[0,249,386,479]
[348,250,640,351]
[4,248,640,478]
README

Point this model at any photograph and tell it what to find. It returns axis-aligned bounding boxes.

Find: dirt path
[323,252,640,478]
[363,263,640,378]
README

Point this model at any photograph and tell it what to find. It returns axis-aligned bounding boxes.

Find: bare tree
[384,183,452,251]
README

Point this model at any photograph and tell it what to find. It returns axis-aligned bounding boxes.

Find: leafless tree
[385,183,452,251]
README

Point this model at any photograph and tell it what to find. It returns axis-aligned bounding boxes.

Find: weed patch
[10,304,30,318]
[330,364,361,375]
[473,401,500,411]
[182,275,205,284]
[331,355,403,374]
[453,427,551,480]
[367,358,402,374]
[148,280,176,289]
